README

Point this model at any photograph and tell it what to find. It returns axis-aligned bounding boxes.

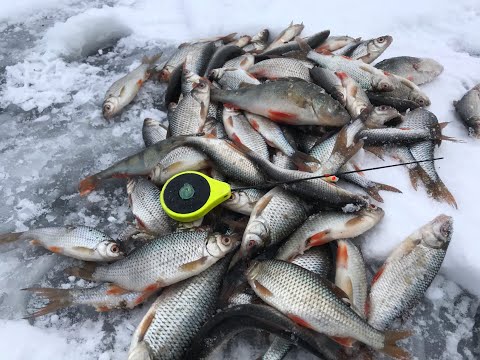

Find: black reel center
[163,173,211,214]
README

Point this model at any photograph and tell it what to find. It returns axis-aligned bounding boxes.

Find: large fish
[276,206,384,261]
[247,260,410,358]
[348,36,393,64]
[127,255,231,360]
[315,35,359,53]
[204,44,244,75]
[211,77,350,126]
[68,229,239,294]
[367,215,453,330]
[24,283,143,318]
[375,56,444,85]
[103,54,162,120]
[126,178,175,235]
[0,226,124,262]
[241,187,310,257]
[454,83,480,138]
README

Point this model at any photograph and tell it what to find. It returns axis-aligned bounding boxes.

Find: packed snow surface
[0,0,479,359]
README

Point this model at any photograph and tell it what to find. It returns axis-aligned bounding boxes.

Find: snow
[0,0,479,359]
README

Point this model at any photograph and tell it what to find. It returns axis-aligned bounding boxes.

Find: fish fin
[295,36,312,53]
[106,284,130,295]
[345,215,366,227]
[254,193,274,216]
[366,182,402,202]
[71,246,95,256]
[424,178,458,209]
[219,32,238,44]
[332,126,364,164]
[307,230,331,247]
[359,65,374,74]
[290,150,321,171]
[79,176,100,196]
[200,101,208,122]
[66,263,97,280]
[371,264,385,285]
[136,307,157,342]
[22,287,72,318]
[119,85,126,97]
[0,232,24,244]
[180,256,208,272]
[30,239,41,246]
[357,53,372,63]
[322,279,351,303]
[336,240,348,268]
[364,146,385,160]
[380,330,412,360]
[135,284,160,305]
[253,280,273,298]
[47,246,63,254]
[330,336,355,347]
[287,314,315,330]
[439,122,449,130]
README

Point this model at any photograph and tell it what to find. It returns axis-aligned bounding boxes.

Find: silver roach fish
[367,215,453,330]
[222,186,266,215]
[315,35,359,53]
[127,256,231,360]
[127,177,175,235]
[24,283,144,318]
[241,187,310,257]
[223,54,255,70]
[348,35,393,64]
[242,28,269,53]
[248,58,313,82]
[247,260,411,359]
[375,56,444,85]
[335,239,368,319]
[210,67,260,90]
[103,54,162,120]
[276,205,384,262]
[142,118,168,147]
[0,226,124,262]
[454,83,480,138]
[263,22,304,51]
[68,229,239,294]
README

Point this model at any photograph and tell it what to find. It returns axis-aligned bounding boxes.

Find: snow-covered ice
[0,0,479,359]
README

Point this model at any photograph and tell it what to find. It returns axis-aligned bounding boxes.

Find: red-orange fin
[48,246,63,254]
[336,241,348,268]
[307,230,331,247]
[106,284,130,295]
[79,176,99,196]
[180,256,208,272]
[253,280,273,298]
[371,264,385,285]
[287,314,315,330]
[380,330,412,360]
[331,336,355,347]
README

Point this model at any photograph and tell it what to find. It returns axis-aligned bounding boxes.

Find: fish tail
[22,287,72,318]
[142,53,163,70]
[332,126,364,164]
[66,263,97,280]
[295,36,312,53]
[0,232,24,244]
[381,330,412,360]
[79,175,100,196]
[425,178,458,209]
[290,150,321,172]
[219,32,238,44]
[366,182,402,203]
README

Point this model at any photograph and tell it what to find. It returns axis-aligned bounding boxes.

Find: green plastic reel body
[160,171,231,222]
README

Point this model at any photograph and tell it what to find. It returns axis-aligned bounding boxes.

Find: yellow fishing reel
[160,171,231,222]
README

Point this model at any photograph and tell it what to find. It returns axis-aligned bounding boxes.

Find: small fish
[375,56,444,85]
[142,118,168,147]
[264,22,304,51]
[126,178,175,235]
[367,215,453,330]
[247,260,411,358]
[233,35,252,48]
[169,78,210,136]
[335,239,368,318]
[358,127,432,146]
[211,77,350,127]
[334,71,372,118]
[276,206,384,262]
[222,187,266,215]
[103,54,161,120]
[210,67,260,90]
[23,283,143,318]
[180,66,202,98]
[128,256,231,360]
[261,30,330,56]
[243,29,270,53]
[310,67,347,105]
[248,58,313,82]
[454,83,480,138]
[204,44,244,75]
[0,226,124,262]
[222,106,269,159]
[223,54,255,70]
[298,38,394,92]
[241,187,310,257]
[68,229,239,294]
[364,106,401,129]
[348,36,393,64]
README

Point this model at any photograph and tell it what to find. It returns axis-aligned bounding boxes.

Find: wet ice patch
[42,7,133,60]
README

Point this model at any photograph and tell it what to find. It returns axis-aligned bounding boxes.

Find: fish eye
[104,104,112,111]
[377,37,385,43]
[110,244,119,253]
[369,204,377,209]
[417,99,425,105]
[222,237,231,245]
[379,105,388,111]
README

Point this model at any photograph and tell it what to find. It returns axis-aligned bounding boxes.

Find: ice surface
[1,0,480,359]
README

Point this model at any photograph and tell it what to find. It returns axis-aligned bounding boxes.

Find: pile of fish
[1,22,466,359]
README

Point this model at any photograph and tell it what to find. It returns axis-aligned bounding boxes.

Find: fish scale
[89,230,236,291]
[454,84,480,137]
[128,256,230,360]
[142,118,167,147]
[211,68,260,89]
[247,260,394,351]
[248,58,313,82]
[375,56,444,85]
[368,215,452,330]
